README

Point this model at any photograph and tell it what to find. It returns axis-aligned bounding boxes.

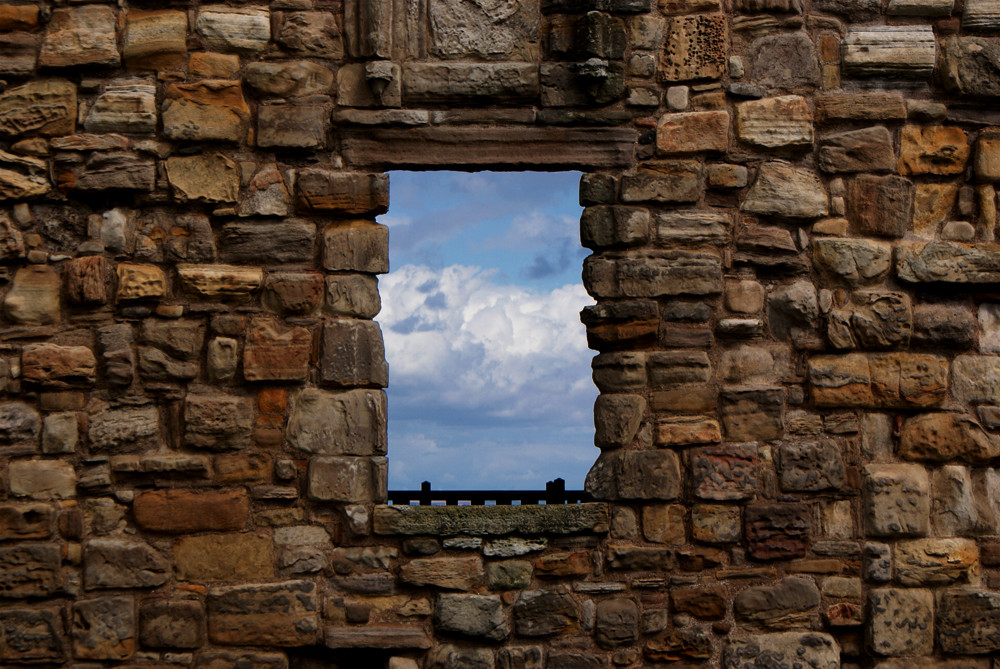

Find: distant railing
[387,478,593,506]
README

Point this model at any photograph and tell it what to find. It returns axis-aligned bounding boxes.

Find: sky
[375,171,599,491]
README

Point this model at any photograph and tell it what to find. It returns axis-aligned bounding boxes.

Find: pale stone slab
[736,96,813,149]
[965,0,1000,29]
[195,7,270,54]
[887,0,953,15]
[85,84,157,134]
[842,27,936,79]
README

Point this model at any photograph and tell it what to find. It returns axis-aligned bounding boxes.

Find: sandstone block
[320,319,388,387]
[937,589,1000,654]
[0,5,38,31]
[0,403,40,453]
[275,11,343,57]
[207,581,319,646]
[22,344,96,389]
[194,650,289,669]
[736,96,813,149]
[0,608,64,663]
[163,81,250,143]
[0,150,49,200]
[64,256,108,305]
[5,265,58,324]
[690,444,757,501]
[239,163,292,217]
[720,388,783,441]
[898,125,969,175]
[258,104,328,149]
[894,538,978,586]
[177,264,262,298]
[742,162,827,219]
[734,576,821,626]
[325,627,433,649]
[819,126,895,173]
[124,10,187,69]
[85,84,157,134]
[847,175,913,239]
[403,63,539,103]
[116,264,166,301]
[812,238,891,287]
[940,37,1000,97]
[83,538,169,589]
[620,162,700,203]
[842,27,935,79]
[691,504,740,543]
[184,394,253,451]
[745,503,810,560]
[139,599,205,649]
[0,543,61,598]
[243,318,312,381]
[513,590,579,637]
[244,61,335,97]
[0,503,53,541]
[583,251,722,298]
[374,504,608,536]
[429,0,538,58]
[655,416,721,446]
[39,6,119,68]
[656,209,729,244]
[195,7,270,53]
[779,441,845,491]
[133,489,249,533]
[864,464,930,537]
[808,353,947,408]
[585,449,681,501]
[166,153,239,203]
[660,14,727,82]
[868,588,933,656]
[175,532,274,581]
[9,460,75,500]
[308,455,386,502]
[322,222,389,272]
[286,388,386,455]
[656,111,729,154]
[594,598,638,648]
[88,405,159,453]
[724,633,839,668]
[0,79,76,137]
[815,93,907,123]
[434,594,508,641]
[297,170,389,215]
[828,291,911,349]
[487,560,533,590]
[581,206,650,248]
[900,413,999,463]
[750,33,820,90]
[71,596,134,660]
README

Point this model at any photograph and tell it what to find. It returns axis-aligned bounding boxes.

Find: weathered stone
[427,644,495,669]
[594,598,638,648]
[897,241,1000,284]
[952,355,1000,404]
[887,0,953,14]
[85,84,157,134]
[194,649,289,669]
[9,460,75,500]
[691,504,740,543]
[60,151,156,192]
[175,533,274,581]
[239,164,292,217]
[646,629,712,663]
[244,61,335,98]
[586,449,681,500]
[809,353,947,408]
[435,594,509,641]
[940,37,1000,98]
[655,415,721,446]
[323,222,389,272]
[750,33,820,90]
[297,170,389,215]
[0,607,64,663]
[720,388,783,441]
[898,125,969,175]
[899,413,1000,463]
[827,292,912,349]
[487,561,533,590]
[166,153,239,203]
[812,239,891,287]
[88,406,159,453]
[842,27,936,79]
[594,394,645,449]
[779,441,845,491]
[208,581,319,646]
[660,14,727,82]
[163,81,250,143]
[672,586,725,620]
[429,0,538,58]
[656,111,729,154]
[734,576,821,626]
[745,503,811,560]
[400,556,484,591]
[325,627,433,649]
[894,538,978,586]
[937,589,1000,654]
[39,6,119,68]
[656,210,729,245]
[0,32,37,76]
[4,265,57,325]
[135,211,217,263]
[321,319,388,387]
[83,538,169,589]
[178,264,263,298]
[742,162,827,219]
[375,504,608,536]
[71,596,134,660]
[403,63,539,103]
[195,7,270,54]
[620,161,700,203]
[690,444,757,501]
[116,263,166,301]
[133,489,249,533]
[0,403,39,453]
[0,503,53,541]
[63,256,108,305]
[142,318,204,362]
[736,96,813,149]
[22,344,96,389]
[819,126,895,173]
[184,394,253,451]
[864,464,930,537]
[0,150,48,199]
[242,318,311,381]
[815,93,907,123]
[123,10,187,69]
[258,103,328,149]
[583,251,721,299]
[0,543,60,597]
[308,455,387,503]
[869,588,933,656]
[139,599,204,649]
[724,633,839,668]
[96,324,134,387]
[513,590,579,637]
[0,80,76,137]
[286,388,386,455]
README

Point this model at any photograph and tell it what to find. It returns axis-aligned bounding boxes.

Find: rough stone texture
[286,388,386,455]
[0,80,76,137]
[660,14,727,82]
[937,590,1000,654]
[174,533,274,581]
[847,175,913,238]
[864,464,931,537]
[434,594,509,640]
[724,633,840,668]
[71,596,135,660]
[207,580,319,646]
[734,577,821,626]
[83,538,169,589]
[736,96,813,149]
[868,588,934,656]
[39,6,119,68]
[742,162,828,219]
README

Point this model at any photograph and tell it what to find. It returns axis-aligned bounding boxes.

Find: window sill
[373,502,609,536]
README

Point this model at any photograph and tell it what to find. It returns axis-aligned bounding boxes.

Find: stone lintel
[339,126,637,169]
[373,503,610,536]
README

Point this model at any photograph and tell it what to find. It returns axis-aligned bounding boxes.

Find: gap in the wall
[376,171,597,491]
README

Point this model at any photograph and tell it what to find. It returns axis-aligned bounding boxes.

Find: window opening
[376,171,597,494]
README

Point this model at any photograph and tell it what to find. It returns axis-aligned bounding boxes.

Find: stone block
[937,589,1000,654]
[742,162,827,219]
[257,104,328,149]
[124,10,187,69]
[88,406,159,453]
[0,607,64,663]
[0,33,38,76]
[175,533,274,581]
[325,627,433,649]
[733,576,820,626]
[244,61,335,97]
[162,81,250,142]
[672,586,725,620]
[842,26,936,79]
[374,503,609,536]
[434,594,508,640]
[286,388,386,455]
[195,7,269,53]
[0,150,49,200]
[177,264,263,298]
[194,650,289,669]
[116,263,166,301]
[736,96,813,149]
[207,581,319,646]
[71,596,134,660]
[403,62,539,103]
[39,6,119,68]
[0,403,39,453]
[819,126,896,173]
[586,449,681,501]
[429,0,538,58]
[863,464,930,537]
[83,538,169,590]
[183,394,253,451]
[487,561,533,590]
[847,175,913,238]
[323,222,389,272]
[320,319,388,387]
[808,353,947,408]
[868,588,933,656]
[750,33,820,90]
[583,251,721,298]
[828,291,912,350]
[899,412,999,463]
[952,355,1000,404]
[86,84,157,134]
[139,599,205,649]
[513,590,579,637]
[620,162,701,203]
[724,633,839,668]
[308,455,387,503]
[239,164,293,217]
[21,344,96,389]
[745,504,810,560]
[594,598,638,648]
[0,543,61,597]
[691,504,740,543]
[898,125,970,175]
[594,394,645,449]
[0,79,76,137]
[940,36,1000,97]
[656,209,729,244]
[297,170,388,215]
[0,503,53,541]
[5,265,59,324]
[133,489,249,533]
[9,460,75,500]
[275,11,343,57]
[660,13,727,82]
[656,111,729,154]
[690,444,757,501]
[720,388,783,441]
[812,238,891,287]
[779,440,845,491]
[894,538,978,586]
[166,153,239,203]
[581,205,650,248]
[243,318,312,381]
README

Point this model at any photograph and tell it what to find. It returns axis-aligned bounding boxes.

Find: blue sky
[376,171,599,491]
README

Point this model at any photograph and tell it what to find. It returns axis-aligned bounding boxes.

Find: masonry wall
[0,0,999,666]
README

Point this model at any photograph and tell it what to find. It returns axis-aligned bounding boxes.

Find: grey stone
[219,220,316,264]
[308,456,387,503]
[733,577,821,626]
[183,394,253,451]
[581,206,650,248]
[897,241,1000,283]
[9,460,75,500]
[842,27,937,79]
[41,412,78,454]
[71,596,135,661]
[742,162,828,219]
[257,104,328,149]
[88,406,159,453]
[940,37,1000,98]
[864,464,930,537]
[429,0,539,59]
[194,650,289,669]
[0,607,64,663]
[320,320,389,387]
[953,355,1000,404]
[656,210,729,244]
[427,644,495,669]
[325,275,381,318]
[487,561,533,590]
[593,394,645,449]
[827,291,912,349]
[779,441,845,491]
[868,588,933,656]
[594,598,638,648]
[585,449,681,500]
[435,594,509,641]
[286,388,386,455]
[768,280,818,340]
[403,63,539,103]
[513,590,579,637]
[750,33,820,90]
[83,538,169,589]
[863,542,892,582]
[483,538,548,557]
[913,304,976,348]
[819,126,896,173]
[84,84,157,134]
[0,403,40,453]
[244,61,335,97]
[812,239,892,287]
[0,543,61,597]
[724,632,840,669]
[274,11,343,57]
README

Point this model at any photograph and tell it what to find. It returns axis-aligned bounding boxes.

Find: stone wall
[0,0,999,666]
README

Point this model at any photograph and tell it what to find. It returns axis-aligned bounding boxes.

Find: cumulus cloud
[378,263,599,489]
